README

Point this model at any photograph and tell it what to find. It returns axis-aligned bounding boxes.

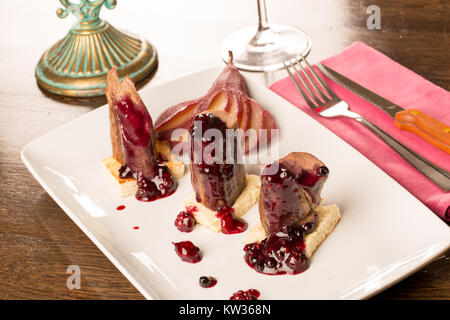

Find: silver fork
[284,56,450,191]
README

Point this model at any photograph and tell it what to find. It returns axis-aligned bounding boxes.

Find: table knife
[317,63,450,154]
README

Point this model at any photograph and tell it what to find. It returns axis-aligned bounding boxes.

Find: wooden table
[0,0,448,299]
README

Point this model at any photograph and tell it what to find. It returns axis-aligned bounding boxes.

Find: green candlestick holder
[35,0,158,97]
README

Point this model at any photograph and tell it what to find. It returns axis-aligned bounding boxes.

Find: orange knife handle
[394,109,450,154]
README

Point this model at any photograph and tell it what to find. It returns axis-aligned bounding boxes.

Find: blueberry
[318,166,329,176]
[199,276,212,288]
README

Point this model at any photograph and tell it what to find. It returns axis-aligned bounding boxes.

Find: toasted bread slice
[184,174,261,233]
[102,140,185,198]
[245,204,341,258]
[101,156,138,198]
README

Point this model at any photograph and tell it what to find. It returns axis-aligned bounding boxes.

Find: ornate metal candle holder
[35,0,158,97]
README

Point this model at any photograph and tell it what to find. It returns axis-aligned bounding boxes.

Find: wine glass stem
[257,0,270,31]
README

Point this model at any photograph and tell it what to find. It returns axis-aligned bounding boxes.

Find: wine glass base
[221,24,311,72]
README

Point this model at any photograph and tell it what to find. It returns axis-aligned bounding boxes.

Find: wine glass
[221,0,311,72]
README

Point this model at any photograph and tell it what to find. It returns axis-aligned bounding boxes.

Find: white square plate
[21,67,450,299]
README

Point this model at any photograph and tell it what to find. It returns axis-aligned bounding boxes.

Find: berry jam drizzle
[190,113,246,211]
[172,241,202,263]
[297,165,329,205]
[119,164,177,202]
[260,163,305,234]
[260,162,328,234]
[116,205,126,211]
[175,206,197,233]
[251,153,328,276]
[229,289,260,300]
[216,206,247,234]
[115,96,177,202]
[199,276,217,288]
[243,223,318,275]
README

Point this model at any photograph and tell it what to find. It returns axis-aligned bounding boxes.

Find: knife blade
[317,62,450,154]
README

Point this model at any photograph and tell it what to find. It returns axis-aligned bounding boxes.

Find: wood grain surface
[0,0,448,300]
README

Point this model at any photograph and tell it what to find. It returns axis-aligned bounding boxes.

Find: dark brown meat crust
[105,66,146,164]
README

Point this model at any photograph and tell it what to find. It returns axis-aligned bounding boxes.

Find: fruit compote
[116,96,177,202]
[172,241,202,263]
[260,162,305,234]
[247,153,328,275]
[190,112,245,210]
[229,289,260,300]
[243,223,317,275]
[260,162,327,234]
[297,165,329,205]
[246,161,323,275]
[216,206,247,234]
[174,206,197,232]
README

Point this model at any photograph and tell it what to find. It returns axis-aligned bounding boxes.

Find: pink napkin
[270,41,450,222]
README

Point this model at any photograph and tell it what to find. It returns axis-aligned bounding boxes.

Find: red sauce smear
[116,96,177,202]
[216,206,247,234]
[190,112,245,210]
[229,289,260,300]
[174,206,197,233]
[244,224,314,275]
[116,205,126,211]
[172,241,202,263]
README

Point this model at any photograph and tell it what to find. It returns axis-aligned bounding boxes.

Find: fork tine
[299,56,336,98]
[284,61,317,109]
[294,59,329,102]
[290,61,322,106]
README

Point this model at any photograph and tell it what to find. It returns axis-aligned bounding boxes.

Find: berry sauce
[216,206,247,234]
[229,289,260,300]
[260,163,304,235]
[297,165,329,204]
[172,241,202,263]
[119,164,177,202]
[199,276,217,288]
[244,223,319,275]
[190,112,246,211]
[260,162,328,234]
[115,96,177,202]
[250,154,328,276]
[175,206,197,233]
[116,205,126,211]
